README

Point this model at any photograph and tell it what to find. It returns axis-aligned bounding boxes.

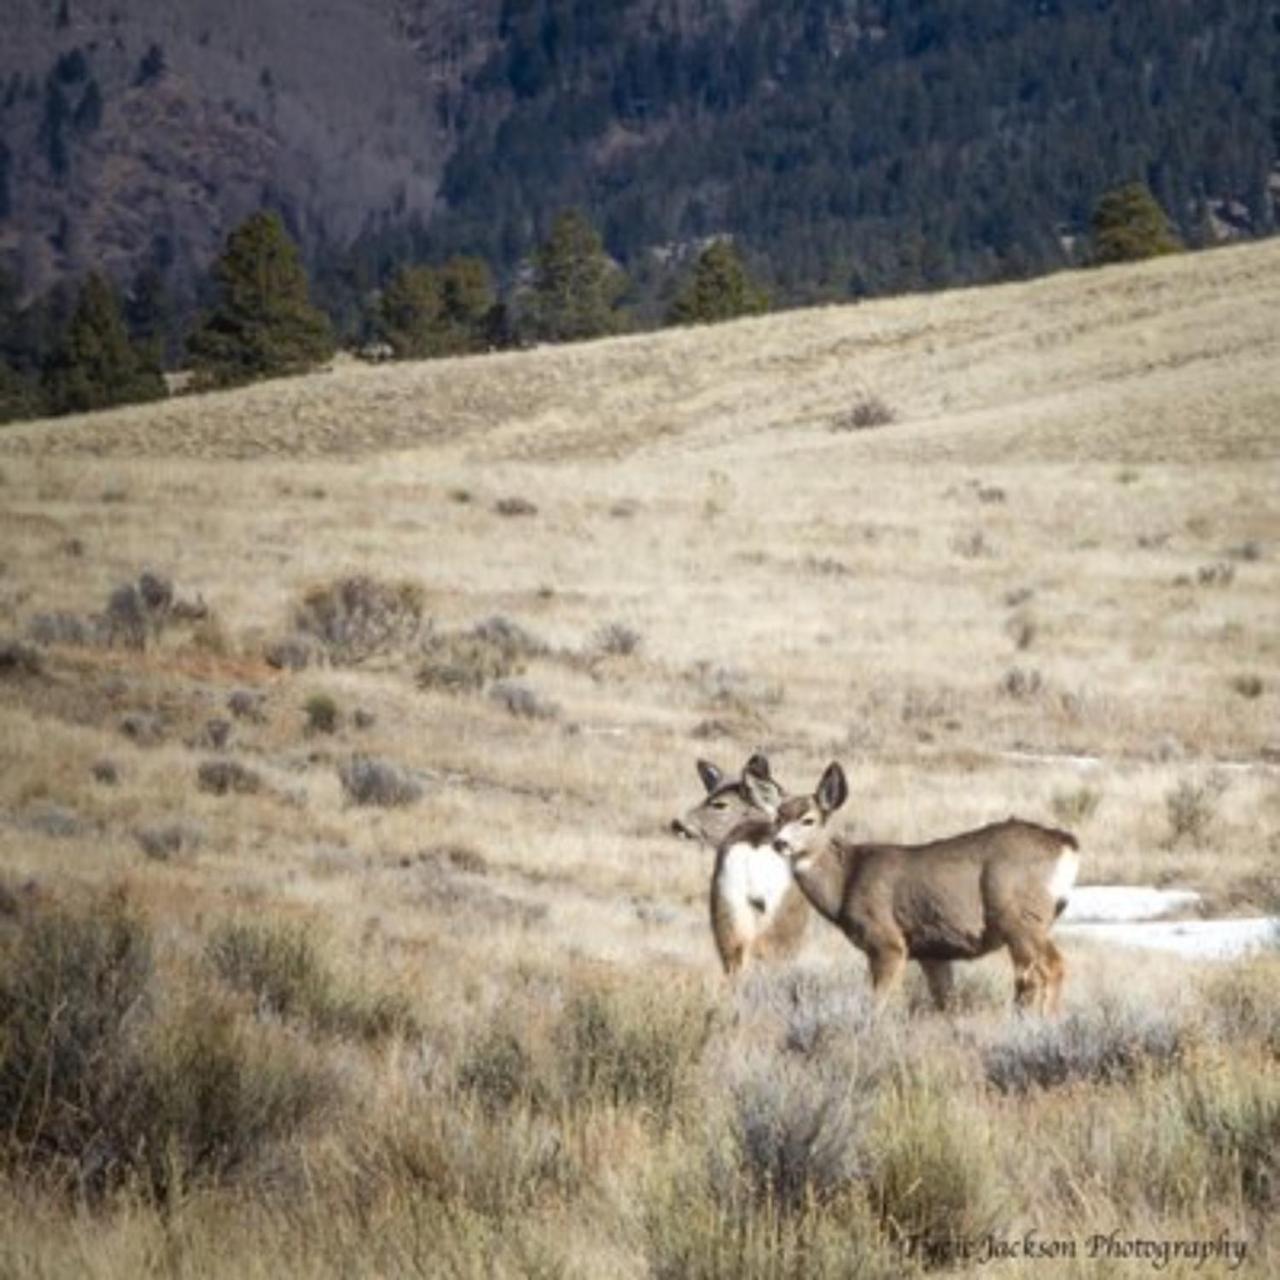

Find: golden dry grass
[1,239,1278,1276]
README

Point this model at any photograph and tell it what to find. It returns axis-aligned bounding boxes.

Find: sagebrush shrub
[206,918,415,1041]
[304,692,340,734]
[556,983,712,1124]
[293,575,426,665]
[417,616,545,694]
[196,758,263,796]
[725,1051,871,1214]
[0,889,152,1177]
[982,1000,1190,1094]
[0,890,332,1202]
[337,754,423,807]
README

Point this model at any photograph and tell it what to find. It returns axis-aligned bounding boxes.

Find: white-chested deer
[670,754,810,977]
[767,762,1079,1014]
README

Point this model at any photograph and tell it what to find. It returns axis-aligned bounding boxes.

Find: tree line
[1,183,1183,425]
[428,0,1274,302]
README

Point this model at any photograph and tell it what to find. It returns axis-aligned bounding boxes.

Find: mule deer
[671,755,810,976]
[769,762,1079,1014]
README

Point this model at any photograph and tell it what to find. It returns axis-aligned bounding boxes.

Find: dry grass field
[1,239,1278,1277]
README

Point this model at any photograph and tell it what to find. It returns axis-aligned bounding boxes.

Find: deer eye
[710,799,729,810]
[802,816,817,826]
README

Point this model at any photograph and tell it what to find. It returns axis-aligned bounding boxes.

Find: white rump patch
[1047,848,1081,903]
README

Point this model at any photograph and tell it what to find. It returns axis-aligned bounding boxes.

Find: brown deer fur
[770,762,1079,1013]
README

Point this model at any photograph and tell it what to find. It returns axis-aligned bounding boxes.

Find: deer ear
[744,752,772,780]
[696,759,724,794]
[816,762,848,815]
[741,763,782,816]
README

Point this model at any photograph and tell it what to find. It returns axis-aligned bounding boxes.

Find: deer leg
[920,959,955,1013]
[722,945,745,978]
[1039,939,1066,1016]
[1007,936,1047,1015]
[867,943,908,1011]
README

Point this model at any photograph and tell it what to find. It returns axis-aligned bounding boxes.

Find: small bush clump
[869,1074,1005,1258]
[494,496,538,517]
[1230,673,1264,700]
[337,754,423,807]
[832,394,896,431]
[227,689,268,722]
[951,530,994,560]
[489,680,558,720]
[91,758,120,785]
[134,821,205,861]
[982,1001,1190,1094]
[458,1025,543,1114]
[0,638,43,677]
[1050,785,1101,828]
[1165,777,1224,847]
[206,919,415,1041]
[292,575,426,666]
[102,571,174,650]
[264,636,314,671]
[26,612,92,647]
[0,889,153,1177]
[594,621,643,656]
[304,692,341,734]
[120,711,166,745]
[197,758,264,797]
[417,616,546,695]
[0,889,332,1203]
[556,982,712,1124]
[999,666,1043,699]
[725,1052,871,1214]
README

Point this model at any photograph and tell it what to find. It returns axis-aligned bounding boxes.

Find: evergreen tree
[667,240,769,325]
[0,362,41,424]
[1089,182,1185,266]
[42,272,166,415]
[378,256,494,358]
[437,257,495,349]
[522,210,626,343]
[187,211,334,386]
[124,264,178,369]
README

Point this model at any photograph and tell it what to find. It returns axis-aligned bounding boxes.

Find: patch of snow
[1060,917,1278,960]
[1061,885,1201,923]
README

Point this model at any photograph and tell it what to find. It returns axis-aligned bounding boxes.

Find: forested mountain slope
[1,0,1275,309]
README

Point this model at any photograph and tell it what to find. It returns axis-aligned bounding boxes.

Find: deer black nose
[772,838,788,854]
[671,819,692,838]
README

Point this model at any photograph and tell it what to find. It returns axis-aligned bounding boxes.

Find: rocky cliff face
[0,0,501,297]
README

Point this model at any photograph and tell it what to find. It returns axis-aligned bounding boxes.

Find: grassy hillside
[0,242,1278,1276]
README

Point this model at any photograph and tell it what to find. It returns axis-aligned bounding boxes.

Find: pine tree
[1089,182,1184,266]
[437,257,495,349]
[667,240,769,325]
[378,257,494,358]
[187,210,334,387]
[42,272,166,415]
[522,210,626,343]
[0,363,41,424]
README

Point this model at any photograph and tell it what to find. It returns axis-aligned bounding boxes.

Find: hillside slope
[3,238,1278,466]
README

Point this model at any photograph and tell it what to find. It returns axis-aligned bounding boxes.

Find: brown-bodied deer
[765,762,1079,1014]
[671,755,810,976]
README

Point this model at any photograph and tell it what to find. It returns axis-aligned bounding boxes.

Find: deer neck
[791,837,848,924]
